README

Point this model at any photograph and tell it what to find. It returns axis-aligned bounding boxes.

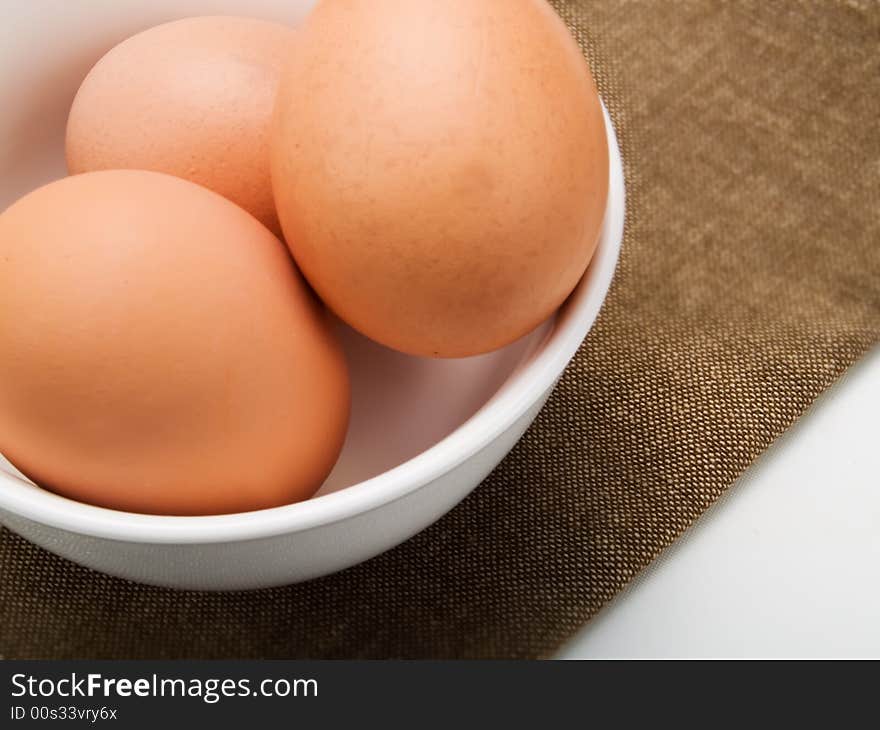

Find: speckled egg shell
[271,0,609,357]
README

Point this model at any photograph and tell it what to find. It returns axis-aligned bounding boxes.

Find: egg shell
[271,0,609,357]
[0,170,350,516]
[66,16,293,235]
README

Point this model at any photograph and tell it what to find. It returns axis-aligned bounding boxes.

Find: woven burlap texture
[1,0,878,659]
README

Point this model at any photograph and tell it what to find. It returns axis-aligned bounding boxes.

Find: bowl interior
[0,0,557,502]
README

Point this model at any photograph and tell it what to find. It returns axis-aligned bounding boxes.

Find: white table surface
[560,345,880,659]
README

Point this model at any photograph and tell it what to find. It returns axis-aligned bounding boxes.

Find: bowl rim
[0,105,625,545]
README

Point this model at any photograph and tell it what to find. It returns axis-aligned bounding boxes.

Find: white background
[561,346,880,658]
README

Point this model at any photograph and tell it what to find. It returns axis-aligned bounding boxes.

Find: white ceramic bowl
[0,0,624,590]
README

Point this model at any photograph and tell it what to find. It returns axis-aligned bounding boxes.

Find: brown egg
[271,0,609,358]
[66,16,293,235]
[0,171,350,516]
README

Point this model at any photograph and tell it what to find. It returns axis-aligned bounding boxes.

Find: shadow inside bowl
[317,318,552,496]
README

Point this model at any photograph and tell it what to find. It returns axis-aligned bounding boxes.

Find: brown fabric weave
[1,0,878,659]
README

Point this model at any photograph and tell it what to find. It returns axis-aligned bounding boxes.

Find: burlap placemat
[1,0,878,659]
